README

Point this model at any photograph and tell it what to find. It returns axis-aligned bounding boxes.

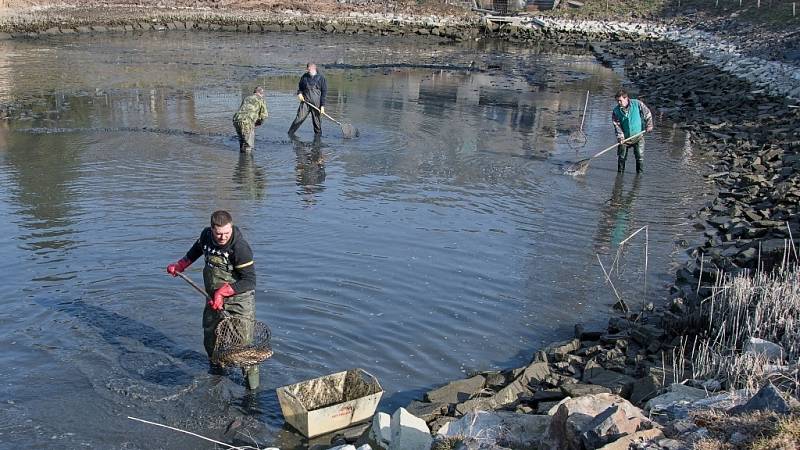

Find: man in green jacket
[166,210,260,390]
[611,89,654,173]
[233,87,268,153]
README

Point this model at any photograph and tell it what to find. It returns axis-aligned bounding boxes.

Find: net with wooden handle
[563,131,646,176]
[174,272,273,367]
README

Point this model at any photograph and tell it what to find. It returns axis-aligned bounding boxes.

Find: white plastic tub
[276,368,383,438]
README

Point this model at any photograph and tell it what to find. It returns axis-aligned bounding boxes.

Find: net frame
[211,313,273,368]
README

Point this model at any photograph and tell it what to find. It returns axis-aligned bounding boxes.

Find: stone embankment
[0,6,481,40]
[484,16,800,101]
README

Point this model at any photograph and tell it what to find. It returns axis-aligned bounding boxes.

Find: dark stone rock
[533,389,567,402]
[405,400,447,422]
[483,371,508,389]
[728,382,791,415]
[629,373,663,406]
[544,338,581,362]
[537,400,561,414]
[580,405,638,449]
[583,362,636,398]
[425,375,485,405]
[630,324,665,347]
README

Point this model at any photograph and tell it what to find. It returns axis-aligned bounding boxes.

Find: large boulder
[389,408,432,450]
[542,393,655,450]
[368,412,391,450]
[580,405,639,449]
[743,337,785,362]
[629,373,663,406]
[582,363,636,398]
[494,361,549,405]
[644,383,709,419]
[543,339,581,362]
[425,375,485,405]
[405,400,447,422]
[454,362,550,415]
[438,410,550,450]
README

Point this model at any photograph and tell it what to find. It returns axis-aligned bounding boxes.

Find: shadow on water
[35,296,207,385]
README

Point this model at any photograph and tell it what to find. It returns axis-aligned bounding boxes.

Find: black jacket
[297,72,328,107]
[185,225,256,294]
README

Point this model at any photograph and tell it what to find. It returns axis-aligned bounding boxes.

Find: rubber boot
[635,158,643,174]
[209,361,225,376]
[243,366,260,390]
[617,157,626,173]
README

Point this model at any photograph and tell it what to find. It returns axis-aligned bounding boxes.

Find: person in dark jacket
[288,63,328,136]
[611,89,654,173]
[166,210,260,390]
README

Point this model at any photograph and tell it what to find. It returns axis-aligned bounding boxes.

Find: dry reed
[683,256,800,395]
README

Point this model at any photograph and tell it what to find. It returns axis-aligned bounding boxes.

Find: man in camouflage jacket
[233,87,268,153]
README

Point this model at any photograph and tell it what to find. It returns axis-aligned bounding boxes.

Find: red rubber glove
[167,258,192,277]
[210,283,235,311]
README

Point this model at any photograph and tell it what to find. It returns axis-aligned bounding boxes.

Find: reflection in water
[5,130,80,253]
[292,135,326,205]
[595,174,643,252]
[233,152,267,201]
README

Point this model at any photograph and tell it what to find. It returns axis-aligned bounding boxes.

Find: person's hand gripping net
[210,283,235,311]
[166,258,191,276]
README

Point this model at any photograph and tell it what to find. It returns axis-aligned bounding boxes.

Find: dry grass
[431,436,467,450]
[683,262,800,395]
[691,410,800,450]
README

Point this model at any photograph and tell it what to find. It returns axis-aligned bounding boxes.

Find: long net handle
[176,272,210,299]
[591,131,646,160]
[303,100,343,126]
[174,272,230,318]
[579,90,589,132]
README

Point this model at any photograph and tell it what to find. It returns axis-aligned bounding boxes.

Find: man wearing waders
[288,63,327,136]
[611,89,653,173]
[233,86,268,153]
[166,210,260,390]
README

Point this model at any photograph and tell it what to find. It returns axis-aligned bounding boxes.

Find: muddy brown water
[0,31,711,448]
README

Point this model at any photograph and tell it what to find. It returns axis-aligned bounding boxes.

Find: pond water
[0,30,710,448]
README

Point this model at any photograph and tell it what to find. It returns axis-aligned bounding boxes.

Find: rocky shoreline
[2,6,799,448]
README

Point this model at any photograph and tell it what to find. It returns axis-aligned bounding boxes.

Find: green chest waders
[202,262,260,389]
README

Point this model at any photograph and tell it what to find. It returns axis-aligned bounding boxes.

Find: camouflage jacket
[233,94,268,126]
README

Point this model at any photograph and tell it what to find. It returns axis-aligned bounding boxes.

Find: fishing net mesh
[568,130,587,148]
[211,315,273,368]
[341,123,359,139]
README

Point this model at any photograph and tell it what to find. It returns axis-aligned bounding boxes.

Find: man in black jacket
[167,210,260,390]
[288,62,328,136]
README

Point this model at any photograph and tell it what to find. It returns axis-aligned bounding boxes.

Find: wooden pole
[794,2,797,16]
